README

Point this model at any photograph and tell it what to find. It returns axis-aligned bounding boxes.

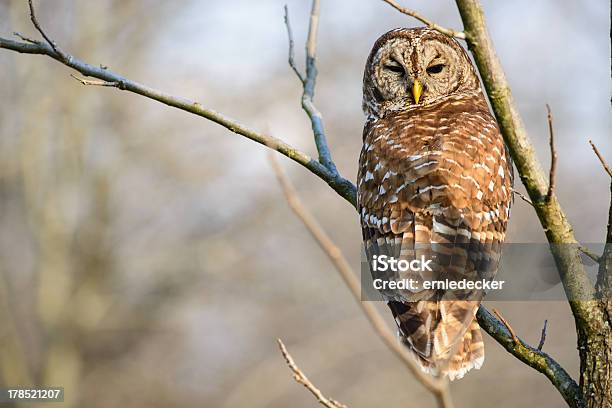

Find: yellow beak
[412,79,423,104]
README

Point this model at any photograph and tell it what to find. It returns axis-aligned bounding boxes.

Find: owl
[358,28,512,380]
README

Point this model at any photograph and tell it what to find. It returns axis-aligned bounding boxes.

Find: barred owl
[358,28,512,380]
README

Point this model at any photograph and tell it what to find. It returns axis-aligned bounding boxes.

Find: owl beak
[412,79,423,104]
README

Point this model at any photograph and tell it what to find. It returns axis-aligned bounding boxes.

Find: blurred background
[0,0,609,407]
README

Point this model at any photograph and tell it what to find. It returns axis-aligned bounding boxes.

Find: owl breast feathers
[358,27,512,380]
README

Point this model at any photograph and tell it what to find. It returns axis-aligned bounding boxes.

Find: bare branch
[476,308,582,407]
[455,0,597,349]
[70,74,118,87]
[492,308,519,344]
[277,339,347,408]
[283,5,304,83]
[589,140,612,178]
[27,0,70,62]
[305,0,320,65]
[296,0,338,175]
[13,31,38,44]
[511,188,533,207]
[381,0,466,39]
[537,320,548,351]
[0,24,357,208]
[545,105,557,202]
[578,245,601,264]
[269,154,454,408]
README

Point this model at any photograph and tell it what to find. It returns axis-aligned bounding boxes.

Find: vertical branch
[545,104,557,202]
[283,5,304,83]
[454,1,610,406]
[301,0,338,174]
[455,0,596,327]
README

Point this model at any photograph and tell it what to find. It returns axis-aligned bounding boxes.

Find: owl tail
[388,301,485,381]
[443,319,485,380]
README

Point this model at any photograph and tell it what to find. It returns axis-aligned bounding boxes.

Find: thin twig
[269,154,454,408]
[511,188,533,207]
[537,320,548,351]
[283,5,304,83]
[277,339,347,408]
[305,0,320,64]
[298,0,338,175]
[70,74,118,87]
[27,0,69,62]
[381,0,466,39]
[589,140,612,178]
[13,31,38,44]
[578,246,601,264]
[492,308,519,344]
[545,104,557,202]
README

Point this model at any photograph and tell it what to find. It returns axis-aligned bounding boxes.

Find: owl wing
[358,96,512,378]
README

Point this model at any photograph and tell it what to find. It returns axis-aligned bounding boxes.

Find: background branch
[269,154,454,408]
[277,339,347,408]
[589,140,612,178]
[381,0,466,39]
[546,104,557,202]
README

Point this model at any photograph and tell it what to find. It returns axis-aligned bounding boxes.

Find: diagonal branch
[0,4,357,207]
[589,140,612,178]
[454,0,597,335]
[381,0,466,39]
[537,320,548,351]
[277,339,347,408]
[27,0,69,62]
[476,308,582,407]
[269,154,454,408]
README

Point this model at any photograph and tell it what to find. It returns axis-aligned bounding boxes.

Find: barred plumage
[358,28,512,380]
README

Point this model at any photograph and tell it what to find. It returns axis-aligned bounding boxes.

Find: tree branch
[381,0,466,39]
[27,0,69,62]
[476,308,583,407]
[0,6,357,208]
[283,5,304,84]
[511,188,534,207]
[289,0,338,175]
[455,0,598,336]
[589,140,612,178]
[277,339,347,408]
[545,104,557,202]
[492,308,519,344]
[537,320,548,351]
[269,154,454,408]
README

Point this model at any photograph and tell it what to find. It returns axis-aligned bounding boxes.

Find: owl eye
[384,60,404,75]
[426,63,445,74]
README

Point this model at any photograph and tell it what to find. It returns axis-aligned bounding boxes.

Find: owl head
[362,28,481,118]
